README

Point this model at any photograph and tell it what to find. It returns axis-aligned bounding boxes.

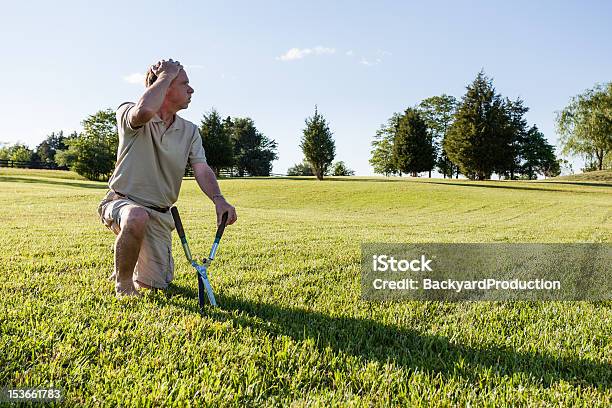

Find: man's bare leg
[114,206,150,297]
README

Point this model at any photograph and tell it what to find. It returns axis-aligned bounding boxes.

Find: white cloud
[359,57,382,66]
[123,72,145,84]
[277,46,336,61]
[345,50,354,57]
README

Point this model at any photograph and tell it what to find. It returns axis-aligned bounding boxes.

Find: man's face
[167,70,194,110]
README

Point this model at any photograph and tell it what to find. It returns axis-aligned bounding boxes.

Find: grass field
[548,169,612,183]
[1,168,610,406]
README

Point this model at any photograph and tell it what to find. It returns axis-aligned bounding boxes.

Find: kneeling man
[98,59,237,297]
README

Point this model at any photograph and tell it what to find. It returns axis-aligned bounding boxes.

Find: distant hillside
[548,170,612,183]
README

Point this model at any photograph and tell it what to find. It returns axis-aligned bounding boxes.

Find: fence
[184,166,286,178]
[0,160,285,178]
[0,159,68,170]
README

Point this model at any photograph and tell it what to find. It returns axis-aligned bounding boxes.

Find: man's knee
[120,207,150,236]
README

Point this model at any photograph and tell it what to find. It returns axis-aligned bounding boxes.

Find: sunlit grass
[1,169,610,406]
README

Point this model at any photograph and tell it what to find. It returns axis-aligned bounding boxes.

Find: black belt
[113,191,170,213]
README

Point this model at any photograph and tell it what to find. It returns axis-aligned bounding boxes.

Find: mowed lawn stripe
[0,169,610,406]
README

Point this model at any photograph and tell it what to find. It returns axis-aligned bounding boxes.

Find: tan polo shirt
[108,102,207,208]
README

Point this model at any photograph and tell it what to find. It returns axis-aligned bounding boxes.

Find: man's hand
[131,58,183,127]
[151,59,183,81]
[214,197,238,227]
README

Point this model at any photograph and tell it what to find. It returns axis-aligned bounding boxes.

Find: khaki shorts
[97,191,175,289]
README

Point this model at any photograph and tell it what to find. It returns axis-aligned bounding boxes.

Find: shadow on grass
[423,180,609,194]
[0,175,107,190]
[211,176,610,193]
[163,283,611,389]
[531,180,611,188]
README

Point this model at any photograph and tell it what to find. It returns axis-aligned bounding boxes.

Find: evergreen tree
[229,117,277,176]
[199,109,234,176]
[541,156,562,178]
[300,106,335,180]
[392,108,435,177]
[445,71,506,180]
[520,125,559,179]
[495,98,529,179]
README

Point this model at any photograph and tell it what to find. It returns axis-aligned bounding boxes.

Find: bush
[287,160,314,176]
[332,161,355,176]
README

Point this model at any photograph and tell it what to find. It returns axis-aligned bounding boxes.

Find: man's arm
[129,60,183,128]
[192,162,238,226]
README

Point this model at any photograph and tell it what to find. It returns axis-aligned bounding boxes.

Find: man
[98,59,237,297]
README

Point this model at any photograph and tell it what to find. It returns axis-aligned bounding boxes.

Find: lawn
[1,168,610,406]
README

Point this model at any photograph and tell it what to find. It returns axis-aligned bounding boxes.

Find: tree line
[2,75,609,180]
[370,71,564,180]
[199,109,278,177]
[0,109,279,181]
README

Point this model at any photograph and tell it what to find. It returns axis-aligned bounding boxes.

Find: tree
[0,143,34,162]
[556,82,612,170]
[540,152,561,178]
[54,147,77,170]
[60,136,115,180]
[370,113,400,176]
[287,160,314,176]
[36,131,67,164]
[229,117,277,176]
[519,125,558,179]
[445,71,507,180]
[497,98,529,179]
[11,145,34,162]
[82,109,118,156]
[393,108,435,177]
[331,161,355,176]
[418,95,458,178]
[199,109,234,176]
[300,106,335,180]
[55,109,118,180]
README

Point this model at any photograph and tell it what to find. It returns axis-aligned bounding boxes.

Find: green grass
[549,169,612,183]
[1,169,610,406]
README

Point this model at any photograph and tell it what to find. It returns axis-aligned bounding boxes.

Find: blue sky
[1,0,610,175]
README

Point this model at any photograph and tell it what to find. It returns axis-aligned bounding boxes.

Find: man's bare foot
[115,280,141,297]
[134,280,154,290]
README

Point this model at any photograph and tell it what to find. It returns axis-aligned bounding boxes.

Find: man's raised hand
[151,59,183,80]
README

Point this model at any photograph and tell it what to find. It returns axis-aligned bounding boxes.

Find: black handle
[215,212,229,241]
[171,207,186,239]
[197,273,205,311]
